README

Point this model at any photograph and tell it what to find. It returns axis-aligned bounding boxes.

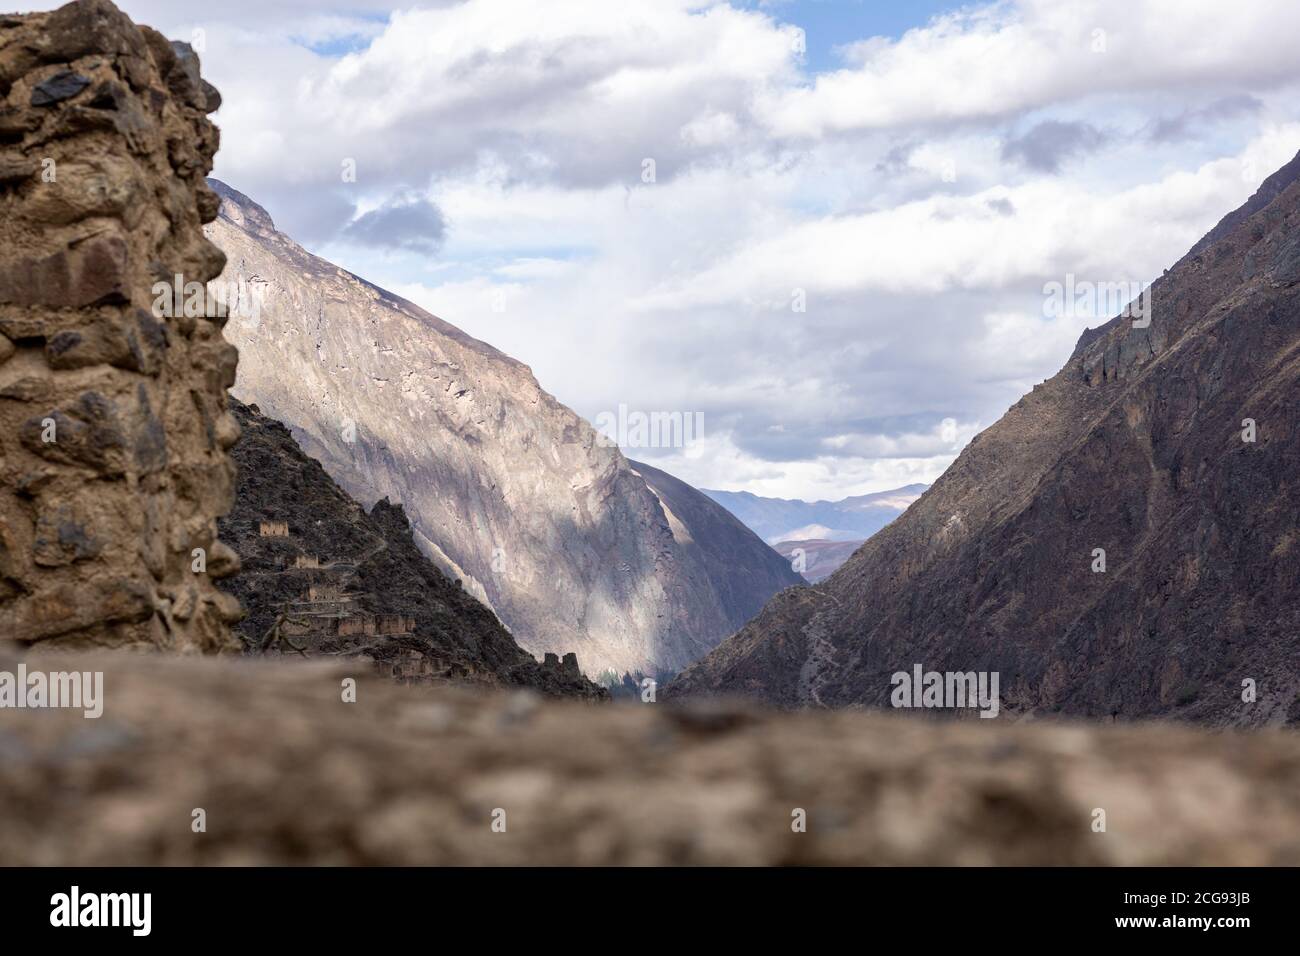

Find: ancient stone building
[378,614,415,636]
[335,616,373,639]
[0,1,240,651]
[306,584,343,603]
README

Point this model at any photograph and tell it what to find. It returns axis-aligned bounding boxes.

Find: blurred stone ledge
[0,650,1296,865]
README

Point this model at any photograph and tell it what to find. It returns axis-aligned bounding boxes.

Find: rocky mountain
[671,152,1300,727]
[628,459,803,627]
[704,484,927,543]
[773,538,864,583]
[205,180,801,678]
[217,399,605,699]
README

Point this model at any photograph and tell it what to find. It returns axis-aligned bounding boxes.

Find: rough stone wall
[0,1,240,651]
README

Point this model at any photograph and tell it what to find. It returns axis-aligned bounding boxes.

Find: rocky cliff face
[0,0,240,651]
[628,459,804,636]
[671,152,1300,727]
[206,180,801,677]
[217,399,605,699]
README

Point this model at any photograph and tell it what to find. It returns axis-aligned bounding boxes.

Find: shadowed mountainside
[629,459,803,625]
[217,399,605,699]
[672,151,1300,727]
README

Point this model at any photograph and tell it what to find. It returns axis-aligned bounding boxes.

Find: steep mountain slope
[216,399,604,699]
[704,484,927,543]
[671,152,1300,727]
[205,180,794,677]
[629,459,803,625]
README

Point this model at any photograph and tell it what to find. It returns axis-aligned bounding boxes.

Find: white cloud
[633,129,1300,312]
[634,429,960,501]
[39,0,1300,500]
[759,0,1300,138]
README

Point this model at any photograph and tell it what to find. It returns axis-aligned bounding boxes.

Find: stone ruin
[258,520,288,538]
[335,615,371,638]
[0,1,241,651]
[372,648,431,681]
[378,613,415,635]
[306,583,343,603]
[334,613,416,639]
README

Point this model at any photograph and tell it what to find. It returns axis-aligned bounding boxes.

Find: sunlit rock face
[207,181,801,677]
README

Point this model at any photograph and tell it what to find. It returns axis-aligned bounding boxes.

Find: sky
[43,0,1300,500]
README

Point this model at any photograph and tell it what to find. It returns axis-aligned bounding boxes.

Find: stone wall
[0,1,240,651]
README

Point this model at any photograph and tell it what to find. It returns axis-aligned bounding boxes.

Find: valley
[671,151,1300,727]
[206,180,802,679]
[2,0,1298,882]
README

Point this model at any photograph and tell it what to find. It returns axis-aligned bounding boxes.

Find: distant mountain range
[702,486,935,582]
[672,151,1300,728]
[206,180,800,678]
[702,484,928,583]
[702,484,928,545]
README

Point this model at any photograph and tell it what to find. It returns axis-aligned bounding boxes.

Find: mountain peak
[208,177,278,237]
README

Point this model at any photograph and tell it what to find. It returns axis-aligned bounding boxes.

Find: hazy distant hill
[773,539,865,583]
[702,484,927,543]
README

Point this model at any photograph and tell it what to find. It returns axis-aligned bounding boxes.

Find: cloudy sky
[51,0,1300,499]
